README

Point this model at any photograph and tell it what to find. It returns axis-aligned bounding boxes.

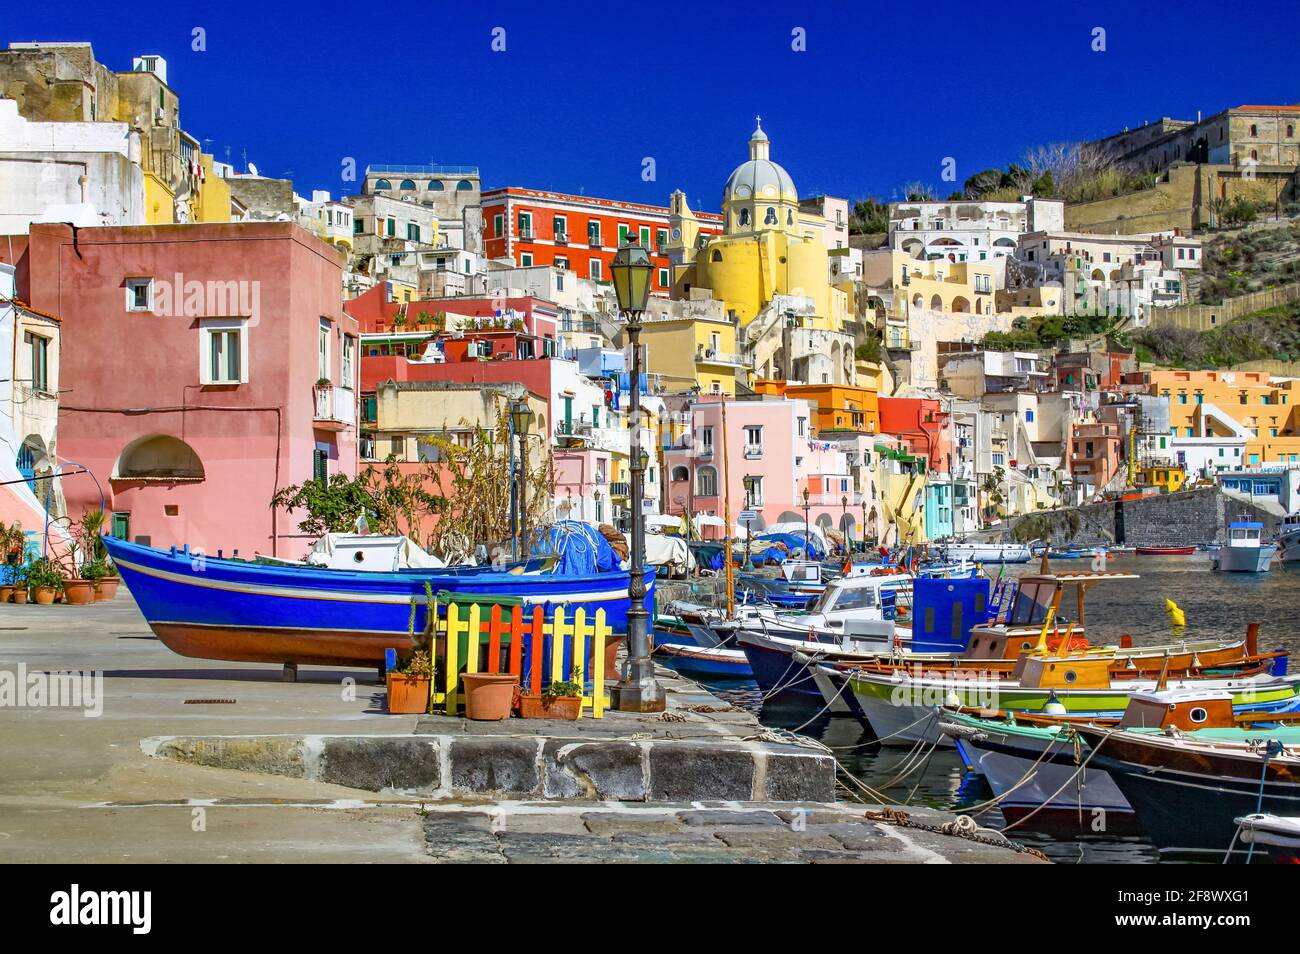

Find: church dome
[723,117,797,203]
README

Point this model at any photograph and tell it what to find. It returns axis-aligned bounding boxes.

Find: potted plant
[519,668,584,721]
[0,521,24,567]
[460,671,518,720]
[386,650,433,714]
[81,558,119,601]
[76,509,119,599]
[26,557,63,605]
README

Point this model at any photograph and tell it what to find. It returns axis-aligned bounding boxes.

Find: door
[110,512,130,540]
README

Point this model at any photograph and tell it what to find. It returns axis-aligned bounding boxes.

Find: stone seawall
[1014,486,1280,547]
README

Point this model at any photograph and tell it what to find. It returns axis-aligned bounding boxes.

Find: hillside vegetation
[1132,305,1300,368]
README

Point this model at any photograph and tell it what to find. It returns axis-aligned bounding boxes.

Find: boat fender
[938,721,987,742]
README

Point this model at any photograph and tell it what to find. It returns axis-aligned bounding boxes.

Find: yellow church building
[669,119,856,386]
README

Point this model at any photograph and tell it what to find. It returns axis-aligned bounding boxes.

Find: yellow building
[640,296,745,395]
[675,120,845,332]
[1147,369,1300,466]
[1138,463,1186,493]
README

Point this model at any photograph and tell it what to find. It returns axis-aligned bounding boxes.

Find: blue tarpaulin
[755,532,825,561]
[534,521,620,575]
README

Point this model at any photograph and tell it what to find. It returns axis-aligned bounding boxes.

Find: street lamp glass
[610,242,653,313]
[510,401,533,436]
[638,448,649,471]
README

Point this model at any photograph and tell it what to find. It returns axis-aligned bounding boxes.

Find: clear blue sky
[4,1,1296,213]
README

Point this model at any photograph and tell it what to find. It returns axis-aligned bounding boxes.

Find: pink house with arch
[662,396,855,541]
[19,222,359,559]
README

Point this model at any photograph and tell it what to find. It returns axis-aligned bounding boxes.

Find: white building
[889,197,1064,265]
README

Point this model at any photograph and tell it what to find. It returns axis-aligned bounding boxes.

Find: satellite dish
[247,162,259,176]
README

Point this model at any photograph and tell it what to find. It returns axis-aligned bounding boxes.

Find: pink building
[20,222,359,559]
[662,398,852,539]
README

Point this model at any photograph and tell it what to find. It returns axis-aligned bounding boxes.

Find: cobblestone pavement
[420,802,1046,864]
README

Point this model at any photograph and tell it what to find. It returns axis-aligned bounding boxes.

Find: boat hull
[1078,727,1300,855]
[1214,544,1276,573]
[103,536,652,667]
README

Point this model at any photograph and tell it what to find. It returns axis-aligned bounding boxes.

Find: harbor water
[703,553,1300,864]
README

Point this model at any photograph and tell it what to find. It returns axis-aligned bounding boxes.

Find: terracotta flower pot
[604,634,624,679]
[63,580,95,605]
[460,672,517,720]
[386,673,431,714]
[12,588,27,604]
[0,585,13,603]
[518,693,582,721]
[93,578,120,602]
[32,586,56,605]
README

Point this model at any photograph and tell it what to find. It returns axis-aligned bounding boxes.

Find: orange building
[752,381,880,436]
[481,187,721,295]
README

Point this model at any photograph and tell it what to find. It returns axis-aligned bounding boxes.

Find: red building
[878,397,950,473]
[18,222,358,558]
[345,283,559,340]
[480,187,721,294]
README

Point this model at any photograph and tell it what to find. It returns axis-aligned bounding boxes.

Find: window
[797,416,807,437]
[374,179,392,190]
[700,426,714,454]
[341,335,355,386]
[743,475,763,507]
[552,215,567,239]
[743,425,763,452]
[428,180,444,192]
[407,222,420,242]
[313,447,329,483]
[739,208,751,226]
[318,321,331,381]
[656,228,668,249]
[657,267,669,287]
[494,214,503,237]
[126,278,153,312]
[202,321,244,385]
[456,179,474,191]
[639,226,650,247]
[518,211,532,237]
[1025,409,1034,422]
[588,221,601,245]
[589,259,602,281]
[521,253,533,267]
[386,218,395,237]
[353,217,365,235]
[25,332,49,392]
[696,466,717,497]
[399,179,416,191]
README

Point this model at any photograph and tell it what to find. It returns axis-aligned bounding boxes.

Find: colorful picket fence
[428,592,610,718]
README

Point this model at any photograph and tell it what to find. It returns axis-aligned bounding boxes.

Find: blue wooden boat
[100,536,652,668]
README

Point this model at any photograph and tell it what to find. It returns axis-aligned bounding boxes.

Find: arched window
[764,207,777,225]
[738,208,751,226]
[374,179,392,190]
[399,179,417,190]
[428,180,445,191]
[670,466,689,482]
[113,434,205,480]
[696,465,717,497]
[711,249,723,263]
[786,209,794,225]
[456,179,474,191]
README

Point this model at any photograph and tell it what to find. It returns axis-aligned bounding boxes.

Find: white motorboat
[937,541,1032,564]
[1212,522,1276,573]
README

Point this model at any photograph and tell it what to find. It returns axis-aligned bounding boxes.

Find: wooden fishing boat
[1135,546,1196,555]
[1076,723,1300,855]
[101,535,652,668]
[942,688,1300,827]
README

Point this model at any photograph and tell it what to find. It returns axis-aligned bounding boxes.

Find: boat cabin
[1227,522,1265,548]
[1118,689,1234,730]
[1016,653,1116,689]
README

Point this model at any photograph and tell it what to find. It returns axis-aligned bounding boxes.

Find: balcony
[697,446,715,460]
[609,482,631,498]
[588,236,602,249]
[695,348,744,366]
[554,233,569,246]
[743,445,764,459]
[313,384,355,431]
[519,228,534,241]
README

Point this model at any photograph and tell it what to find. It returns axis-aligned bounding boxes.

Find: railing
[554,233,568,245]
[588,236,602,248]
[519,229,534,241]
[313,384,356,427]
[609,482,631,497]
[743,445,764,459]
[695,349,744,365]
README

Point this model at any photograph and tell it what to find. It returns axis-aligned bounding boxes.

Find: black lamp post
[510,400,534,558]
[861,498,868,552]
[802,486,812,559]
[609,239,664,712]
[841,494,848,556]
